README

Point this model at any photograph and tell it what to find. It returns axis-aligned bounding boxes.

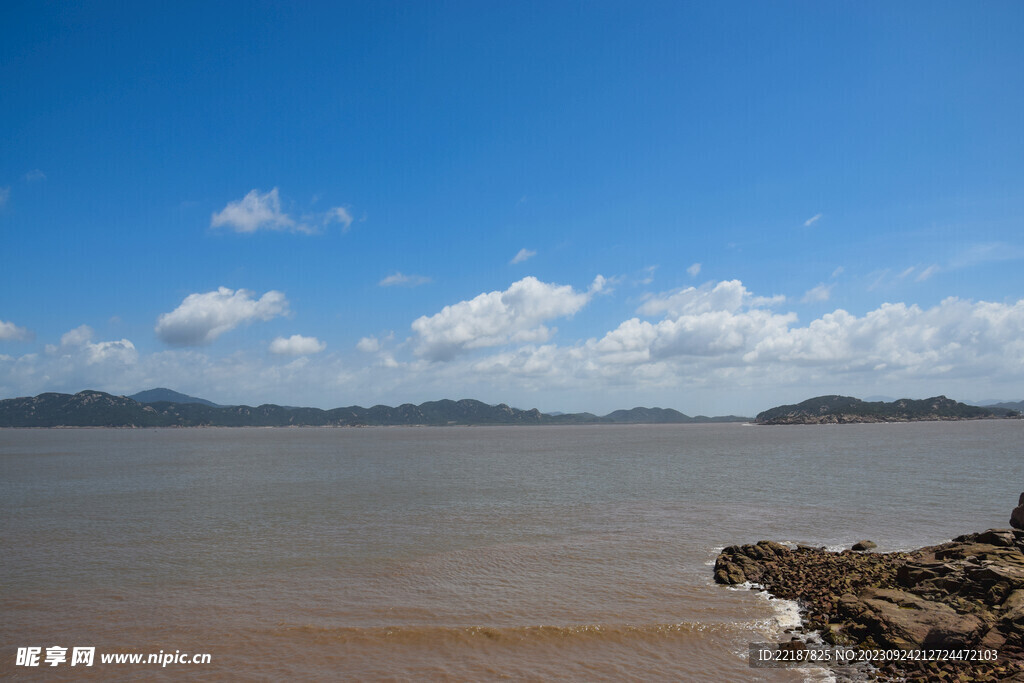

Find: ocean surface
[1,421,1019,680]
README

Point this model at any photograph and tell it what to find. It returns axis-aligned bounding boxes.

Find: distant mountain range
[985,400,1024,412]
[755,395,1020,425]
[0,389,750,428]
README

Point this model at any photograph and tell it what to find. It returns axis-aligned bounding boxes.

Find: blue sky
[2,1,1023,415]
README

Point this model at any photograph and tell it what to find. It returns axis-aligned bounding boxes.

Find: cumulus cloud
[85,339,138,365]
[0,319,33,341]
[801,283,832,303]
[803,213,822,227]
[155,287,289,346]
[211,188,296,233]
[638,280,782,318]
[454,283,1024,411]
[46,324,137,365]
[741,298,1024,376]
[511,248,536,264]
[379,272,432,287]
[211,189,359,235]
[411,276,600,361]
[61,324,95,347]
[356,336,380,353]
[6,281,1024,416]
[269,334,326,355]
[596,283,1024,383]
[687,263,701,278]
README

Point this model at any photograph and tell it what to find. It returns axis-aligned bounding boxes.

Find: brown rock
[859,588,987,648]
[852,540,877,551]
[1012,504,1024,530]
[976,529,1017,547]
[1004,589,1024,623]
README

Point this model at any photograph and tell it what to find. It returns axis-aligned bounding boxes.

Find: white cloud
[7,282,1024,417]
[326,207,354,231]
[379,272,432,287]
[25,169,46,182]
[916,265,939,282]
[356,336,380,353]
[86,339,138,365]
[269,334,326,356]
[411,276,599,361]
[742,298,1024,376]
[61,324,94,347]
[831,266,845,278]
[638,280,781,318]
[456,285,1024,410]
[0,320,33,341]
[211,188,296,233]
[687,263,701,278]
[803,213,822,227]
[511,248,536,264]
[155,287,289,346]
[801,283,832,303]
[0,187,9,207]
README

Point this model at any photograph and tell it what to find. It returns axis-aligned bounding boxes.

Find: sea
[1,421,1019,681]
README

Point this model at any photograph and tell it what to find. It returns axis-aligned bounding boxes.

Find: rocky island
[755,395,1019,425]
[714,496,1024,681]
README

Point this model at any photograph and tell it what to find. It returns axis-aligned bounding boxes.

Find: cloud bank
[5,277,1024,415]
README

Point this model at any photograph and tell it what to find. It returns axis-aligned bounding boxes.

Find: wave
[271,619,767,647]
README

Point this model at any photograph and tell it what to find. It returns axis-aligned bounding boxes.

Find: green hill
[0,390,750,428]
[128,388,221,407]
[755,395,1015,425]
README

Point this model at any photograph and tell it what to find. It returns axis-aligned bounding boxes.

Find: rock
[976,528,1017,547]
[1011,493,1024,529]
[851,540,877,551]
[858,588,987,648]
[1004,589,1024,622]
[1012,504,1024,530]
[713,529,1024,680]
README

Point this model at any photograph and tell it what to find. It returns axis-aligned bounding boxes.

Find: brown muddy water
[1,422,1019,680]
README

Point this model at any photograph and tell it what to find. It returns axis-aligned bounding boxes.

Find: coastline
[714,530,1024,681]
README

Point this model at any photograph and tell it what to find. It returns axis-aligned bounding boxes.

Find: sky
[2,1,1023,416]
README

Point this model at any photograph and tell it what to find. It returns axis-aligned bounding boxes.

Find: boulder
[851,540,877,551]
[1011,493,1024,529]
[1012,504,1024,530]
[976,528,1017,547]
[858,588,987,649]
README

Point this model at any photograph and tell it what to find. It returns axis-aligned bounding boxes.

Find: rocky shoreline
[715,529,1024,681]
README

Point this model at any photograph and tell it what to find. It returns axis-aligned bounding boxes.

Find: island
[755,395,1019,425]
